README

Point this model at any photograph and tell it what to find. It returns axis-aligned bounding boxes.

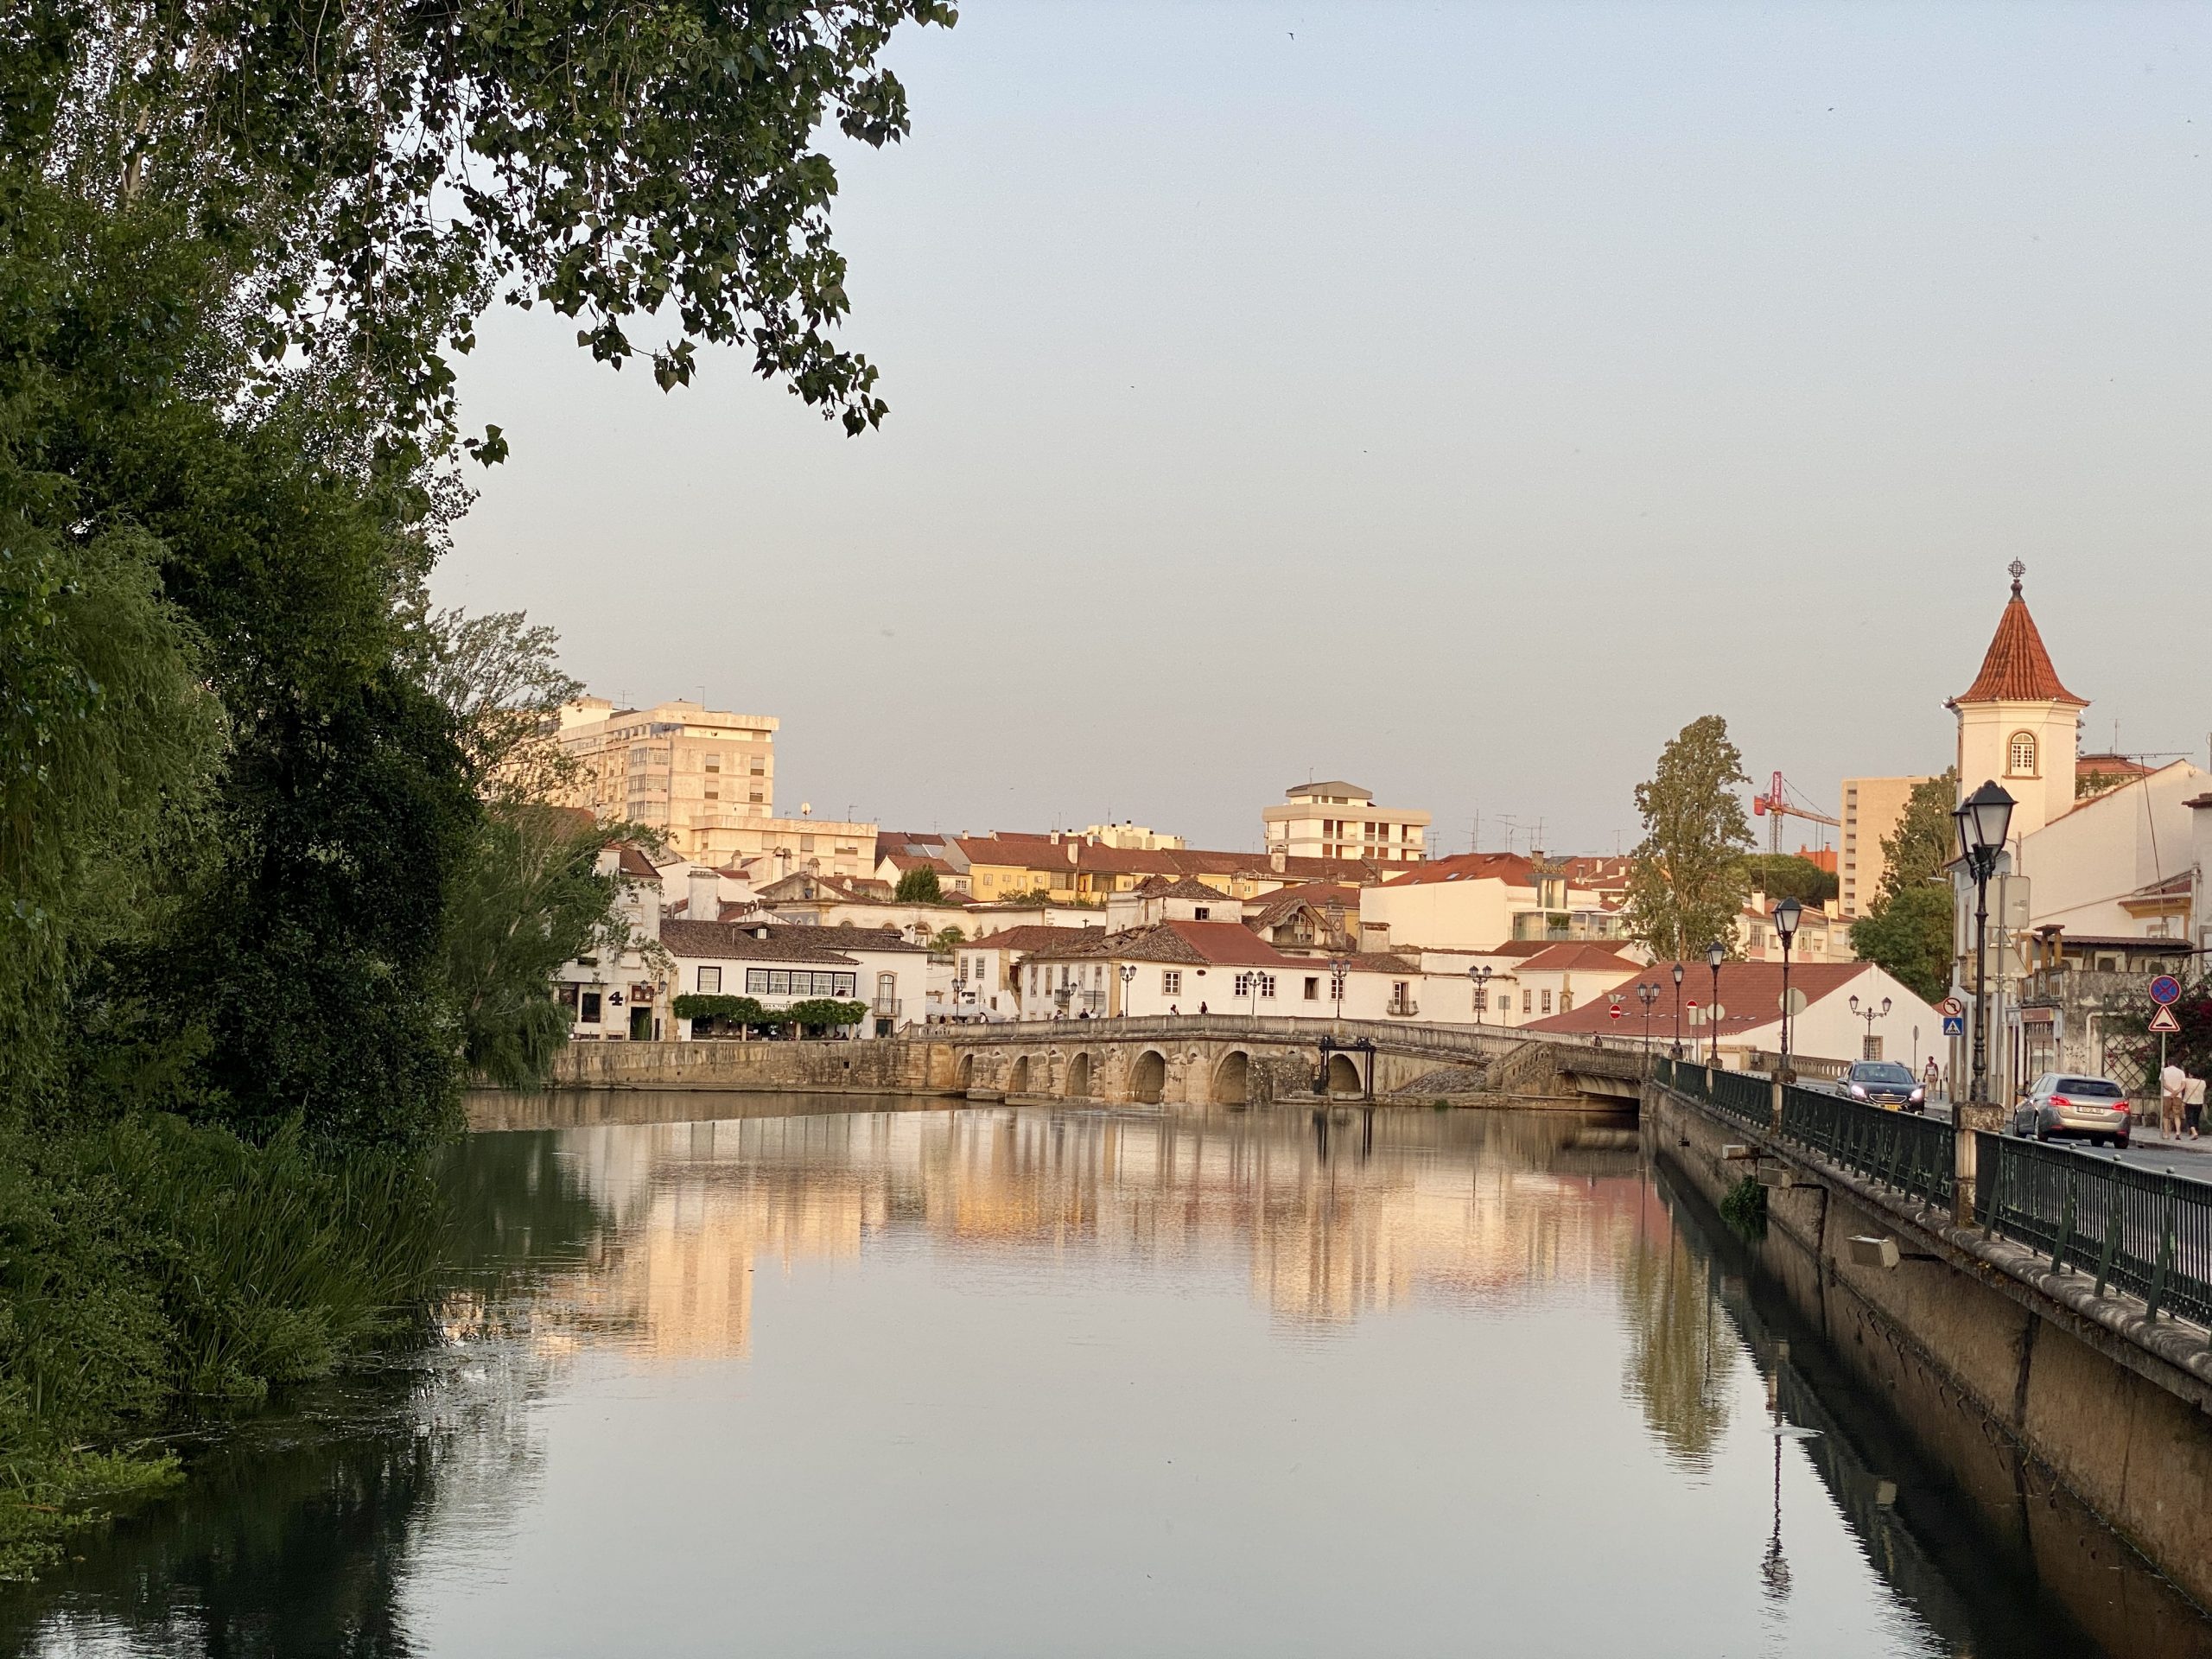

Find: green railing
[1979,1132,2212,1325]
[1651,1063,2212,1325]
[1783,1084,1955,1208]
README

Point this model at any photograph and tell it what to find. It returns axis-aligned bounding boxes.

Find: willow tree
[4,0,955,1140]
[1623,716,1755,963]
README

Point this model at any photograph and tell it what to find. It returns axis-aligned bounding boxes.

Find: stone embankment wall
[1648,1082,2212,1634]
[550,1038,940,1094]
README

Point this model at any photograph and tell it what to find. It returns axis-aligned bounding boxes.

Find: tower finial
[2008,558,2025,598]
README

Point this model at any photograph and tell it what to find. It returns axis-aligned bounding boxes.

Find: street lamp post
[1848,994,1892,1061]
[1468,963,1494,1024]
[1955,781,2014,1109]
[1117,963,1135,1017]
[1637,981,1660,1068]
[1953,781,2016,1222]
[1328,955,1351,1023]
[1707,940,1726,1069]
[1670,961,1685,1058]
[1773,898,1802,1083]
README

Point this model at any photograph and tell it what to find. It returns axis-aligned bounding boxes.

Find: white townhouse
[663,918,930,1039]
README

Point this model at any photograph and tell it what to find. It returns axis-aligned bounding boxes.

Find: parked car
[2007,1073,2132,1148]
[1834,1060,1925,1112]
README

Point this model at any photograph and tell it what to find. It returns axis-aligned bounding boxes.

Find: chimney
[1270,849,1286,874]
[688,867,719,920]
[1067,841,1079,866]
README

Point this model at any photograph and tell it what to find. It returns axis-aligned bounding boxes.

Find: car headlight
[1908,1087,1924,1103]
[1848,1083,1868,1100]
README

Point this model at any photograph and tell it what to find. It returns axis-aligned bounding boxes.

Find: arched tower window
[2007,731,2038,776]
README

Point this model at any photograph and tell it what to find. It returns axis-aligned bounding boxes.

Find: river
[4,1093,2208,1657]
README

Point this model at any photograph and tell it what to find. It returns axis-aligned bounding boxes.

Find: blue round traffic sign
[2150,974,2183,1007]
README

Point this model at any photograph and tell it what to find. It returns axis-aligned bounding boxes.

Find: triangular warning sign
[2149,1006,2181,1034]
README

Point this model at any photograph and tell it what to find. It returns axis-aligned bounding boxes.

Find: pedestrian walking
[2159,1061,2187,1138]
[1923,1057,1941,1102]
[2188,1075,2205,1141]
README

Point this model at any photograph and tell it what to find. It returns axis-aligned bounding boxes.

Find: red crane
[1751,772,1840,857]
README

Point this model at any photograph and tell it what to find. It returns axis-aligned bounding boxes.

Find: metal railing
[1654,1059,1950,1203]
[1783,1084,1955,1207]
[1657,1062,2212,1326]
[1978,1133,2212,1325]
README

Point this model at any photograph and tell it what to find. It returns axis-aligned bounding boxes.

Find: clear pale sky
[435,1,2211,855]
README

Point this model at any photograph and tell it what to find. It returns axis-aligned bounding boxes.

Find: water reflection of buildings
[531,1108,1657,1357]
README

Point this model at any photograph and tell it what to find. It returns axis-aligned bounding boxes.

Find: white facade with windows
[1262,781,1429,863]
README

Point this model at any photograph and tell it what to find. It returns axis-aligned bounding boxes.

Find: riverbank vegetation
[2,0,951,1573]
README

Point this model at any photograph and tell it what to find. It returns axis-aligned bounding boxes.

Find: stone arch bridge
[920,1014,1645,1109]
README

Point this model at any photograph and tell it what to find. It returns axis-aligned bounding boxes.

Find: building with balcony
[1839,776,1932,918]
[1262,782,1429,863]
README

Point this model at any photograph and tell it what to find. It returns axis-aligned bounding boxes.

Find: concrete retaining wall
[1648,1081,2212,1625]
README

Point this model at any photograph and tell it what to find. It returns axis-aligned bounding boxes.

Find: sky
[433,1,2212,856]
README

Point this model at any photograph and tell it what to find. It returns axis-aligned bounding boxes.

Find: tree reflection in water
[1618,1214,1736,1471]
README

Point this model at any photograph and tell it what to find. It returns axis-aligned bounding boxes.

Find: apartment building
[558,698,777,857]
[1838,776,1930,918]
[1262,782,1429,862]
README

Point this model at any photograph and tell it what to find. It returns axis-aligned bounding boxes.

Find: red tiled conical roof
[1956,569,2086,707]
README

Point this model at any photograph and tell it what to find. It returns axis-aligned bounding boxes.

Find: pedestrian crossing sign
[1941,1014,1965,1037]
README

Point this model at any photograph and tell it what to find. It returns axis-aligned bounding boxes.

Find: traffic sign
[1608,1005,1623,1021]
[1938,996,1965,1019]
[2150,1006,2181,1034]
[2150,975,2183,1007]
[1941,1014,1965,1037]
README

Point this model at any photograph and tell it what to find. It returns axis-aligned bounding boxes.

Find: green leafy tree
[1623,717,1755,961]
[785,997,870,1033]
[930,925,966,955]
[1848,770,1957,1003]
[894,866,944,904]
[1738,853,1838,909]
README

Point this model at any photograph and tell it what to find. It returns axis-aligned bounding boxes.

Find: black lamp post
[1637,980,1660,1065]
[1328,955,1351,1022]
[1117,963,1135,1016]
[1773,898,1802,1082]
[1954,781,2015,1108]
[1468,963,1495,1023]
[1707,940,1726,1068]
[1670,961,1685,1058]
[1848,993,1891,1061]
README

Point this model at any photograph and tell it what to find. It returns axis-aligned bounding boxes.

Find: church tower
[1950,562,2084,844]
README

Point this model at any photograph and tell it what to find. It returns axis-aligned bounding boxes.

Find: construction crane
[1751,772,1840,857]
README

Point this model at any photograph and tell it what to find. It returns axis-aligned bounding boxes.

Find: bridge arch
[1065,1052,1094,1100]
[956,1052,975,1091]
[1130,1048,1167,1105]
[1007,1054,1033,1097]
[1325,1052,1363,1098]
[1212,1050,1250,1107]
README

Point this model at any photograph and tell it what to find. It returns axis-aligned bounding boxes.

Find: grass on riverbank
[0,1115,445,1579]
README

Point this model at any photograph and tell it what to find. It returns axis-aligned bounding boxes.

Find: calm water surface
[7,1093,2209,1657]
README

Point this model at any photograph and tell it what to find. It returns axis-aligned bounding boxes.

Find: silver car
[2007,1073,2132,1148]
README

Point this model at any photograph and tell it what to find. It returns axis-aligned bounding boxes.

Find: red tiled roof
[1522,961,1885,1036]
[1132,875,1236,900]
[1510,944,1644,976]
[966,925,1107,953]
[1377,852,1535,888]
[660,920,861,963]
[1957,581,2087,707]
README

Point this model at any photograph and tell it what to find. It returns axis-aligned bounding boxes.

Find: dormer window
[2007,731,2038,777]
